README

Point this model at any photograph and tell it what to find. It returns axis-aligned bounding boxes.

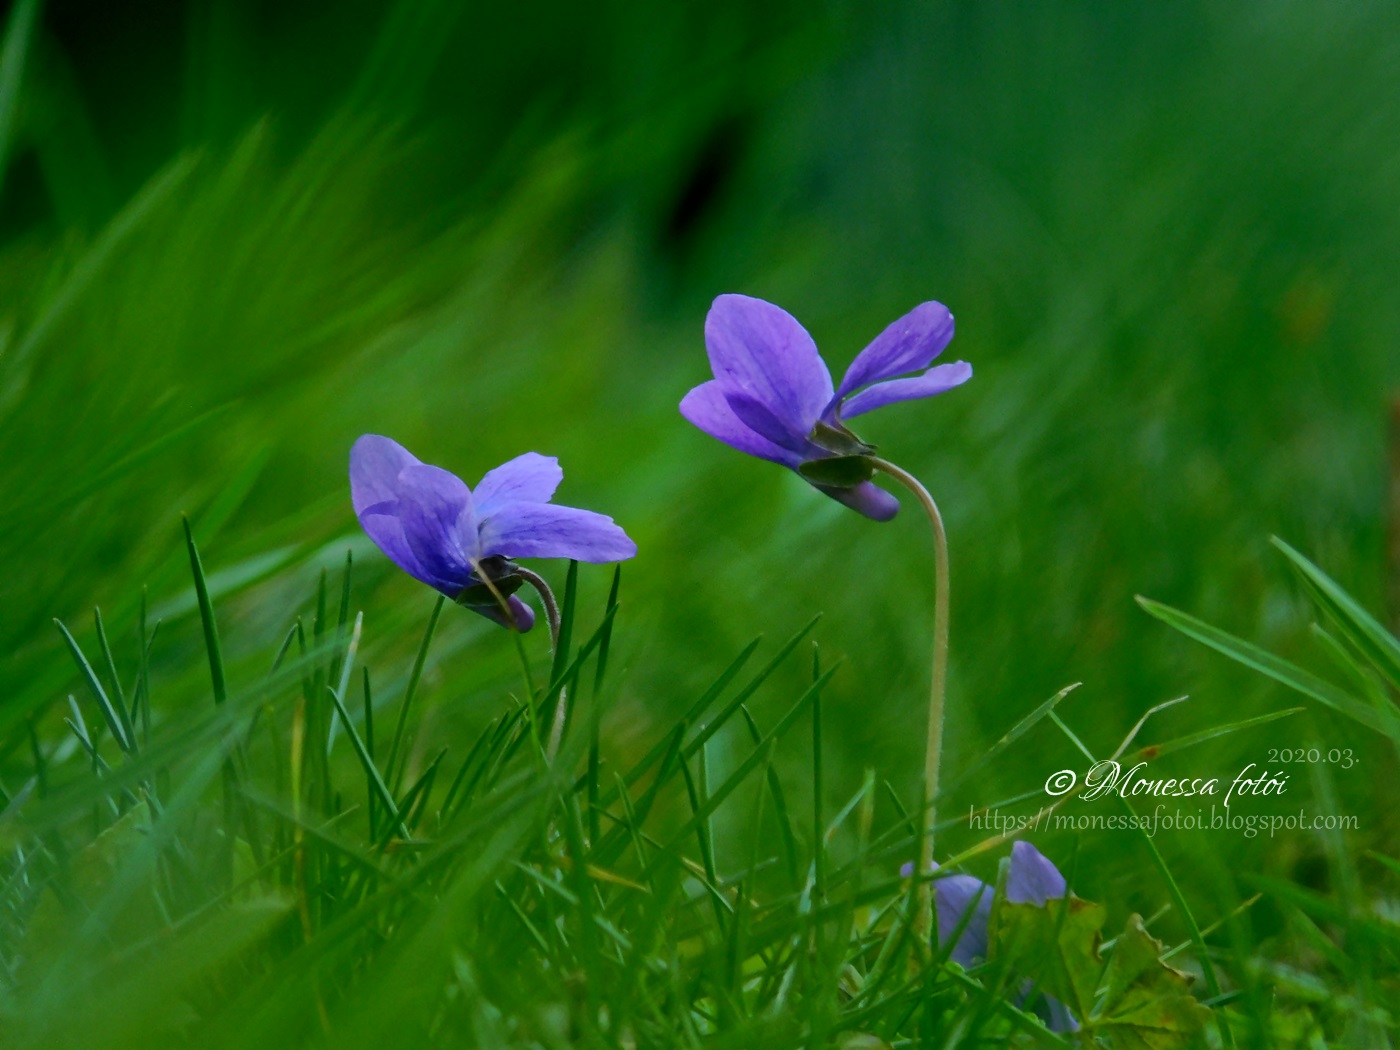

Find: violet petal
[723,390,820,455]
[357,500,448,592]
[840,361,973,420]
[1038,995,1080,1034]
[680,380,802,467]
[468,594,537,633]
[479,502,637,563]
[935,874,993,968]
[1005,841,1068,905]
[811,479,900,521]
[835,301,955,400]
[350,434,420,514]
[473,452,563,517]
[395,463,480,594]
[705,294,833,440]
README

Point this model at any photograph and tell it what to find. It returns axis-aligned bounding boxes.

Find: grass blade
[326,682,403,841]
[53,619,132,755]
[1136,596,1384,734]
[92,607,135,752]
[1272,536,1400,692]
[386,595,445,793]
[183,516,228,707]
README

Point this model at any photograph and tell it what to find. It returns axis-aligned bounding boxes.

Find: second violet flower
[350,434,636,631]
[679,293,971,520]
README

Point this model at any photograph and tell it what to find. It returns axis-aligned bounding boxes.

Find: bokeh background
[2,0,1397,938]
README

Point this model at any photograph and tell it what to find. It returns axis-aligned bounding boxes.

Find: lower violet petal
[723,390,817,455]
[680,381,801,467]
[396,464,480,594]
[467,593,537,632]
[810,479,900,522]
[357,502,457,594]
[935,874,993,968]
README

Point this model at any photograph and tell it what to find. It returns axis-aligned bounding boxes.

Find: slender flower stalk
[869,457,949,946]
[679,293,972,947]
[514,566,570,760]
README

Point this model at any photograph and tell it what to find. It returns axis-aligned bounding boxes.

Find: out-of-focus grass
[1,0,1398,1012]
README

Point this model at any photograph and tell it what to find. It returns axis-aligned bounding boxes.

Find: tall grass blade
[53,619,132,755]
[386,595,445,793]
[1272,536,1400,692]
[183,516,229,707]
[1136,596,1385,735]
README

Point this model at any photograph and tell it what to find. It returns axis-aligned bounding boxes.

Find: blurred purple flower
[350,435,636,630]
[910,841,1079,1034]
[680,294,971,521]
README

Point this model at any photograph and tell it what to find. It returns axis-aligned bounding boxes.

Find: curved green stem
[515,567,566,760]
[869,457,949,951]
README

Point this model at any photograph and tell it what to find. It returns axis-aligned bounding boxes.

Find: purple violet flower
[679,294,971,521]
[921,841,1080,1034]
[350,435,636,630]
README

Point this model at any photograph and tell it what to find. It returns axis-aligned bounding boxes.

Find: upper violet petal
[810,479,900,522]
[395,463,480,594]
[479,502,637,563]
[840,361,973,420]
[835,301,955,399]
[350,434,420,515]
[474,452,563,517]
[680,381,801,468]
[705,294,833,439]
[1005,841,1068,905]
[935,874,993,968]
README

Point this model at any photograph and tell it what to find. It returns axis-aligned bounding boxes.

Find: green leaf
[994,897,1106,1022]
[1096,914,1212,1049]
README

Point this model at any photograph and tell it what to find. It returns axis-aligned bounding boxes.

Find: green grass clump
[0,529,1391,1046]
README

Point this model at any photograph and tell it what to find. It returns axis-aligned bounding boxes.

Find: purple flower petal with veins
[936,874,993,969]
[1005,840,1069,906]
[350,435,636,630]
[913,841,1079,1034]
[680,294,971,520]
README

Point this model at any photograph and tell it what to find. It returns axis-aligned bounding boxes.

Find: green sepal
[799,455,877,488]
[810,419,876,457]
[454,555,524,608]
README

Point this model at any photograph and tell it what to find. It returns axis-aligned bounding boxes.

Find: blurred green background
[2,0,1397,932]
